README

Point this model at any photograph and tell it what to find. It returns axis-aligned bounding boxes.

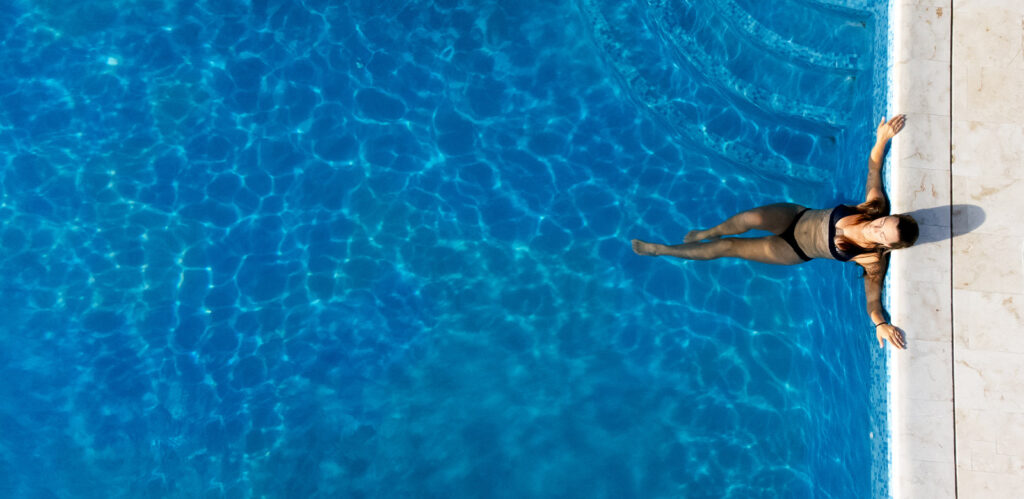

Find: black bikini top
[828,204,861,262]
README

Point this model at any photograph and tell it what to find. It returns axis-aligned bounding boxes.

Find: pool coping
[885,0,956,497]
[888,0,958,495]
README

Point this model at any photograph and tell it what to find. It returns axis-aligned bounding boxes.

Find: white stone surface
[894,279,951,343]
[952,232,1024,294]
[890,227,950,284]
[892,59,952,115]
[952,290,1024,352]
[951,121,1024,179]
[891,457,956,499]
[954,349,1024,412]
[889,0,957,498]
[958,65,1024,123]
[894,4,951,63]
[896,114,952,172]
[952,176,1024,236]
[891,166,951,224]
[951,7,1024,69]
[945,1,1024,498]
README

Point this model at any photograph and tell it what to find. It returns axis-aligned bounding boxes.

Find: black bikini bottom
[780,209,812,262]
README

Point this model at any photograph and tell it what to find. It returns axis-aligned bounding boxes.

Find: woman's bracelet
[874,322,888,328]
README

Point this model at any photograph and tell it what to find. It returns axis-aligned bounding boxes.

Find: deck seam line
[949,1,959,498]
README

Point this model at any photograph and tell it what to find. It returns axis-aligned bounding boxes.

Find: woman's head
[865,214,919,249]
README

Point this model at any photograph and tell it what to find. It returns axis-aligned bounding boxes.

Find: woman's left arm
[865,115,906,208]
[862,256,906,349]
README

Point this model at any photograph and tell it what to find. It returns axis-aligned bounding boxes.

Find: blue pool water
[0,0,891,497]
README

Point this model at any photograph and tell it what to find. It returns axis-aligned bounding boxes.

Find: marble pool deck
[887,0,1024,497]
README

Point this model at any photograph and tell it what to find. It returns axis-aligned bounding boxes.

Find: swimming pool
[0,0,890,497]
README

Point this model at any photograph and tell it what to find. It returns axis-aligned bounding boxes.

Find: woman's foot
[631,239,660,256]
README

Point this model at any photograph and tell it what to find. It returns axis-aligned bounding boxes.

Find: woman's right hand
[876,114,906,144]
[876,323,906,350]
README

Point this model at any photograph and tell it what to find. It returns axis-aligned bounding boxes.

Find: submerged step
[577,0,846,183]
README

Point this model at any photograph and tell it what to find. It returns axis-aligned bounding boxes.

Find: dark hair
[890,214,919,249]
[834,202,919,256]
[857,198,887,218]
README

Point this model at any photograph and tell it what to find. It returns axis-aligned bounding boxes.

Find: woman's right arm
[861,256,906,349]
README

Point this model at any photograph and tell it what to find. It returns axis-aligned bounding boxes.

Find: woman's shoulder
[836,203,862,217]
[855,198,890,217]
[852,252,889,276]
[851,252,880,264]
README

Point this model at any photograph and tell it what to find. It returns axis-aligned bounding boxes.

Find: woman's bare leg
[684,203,806,242]
[632,236,805,265]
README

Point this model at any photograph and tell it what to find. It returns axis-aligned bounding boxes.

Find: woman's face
[866,216,901,246]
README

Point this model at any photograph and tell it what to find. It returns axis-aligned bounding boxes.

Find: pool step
[697,0,863,73]
[730,0,874,60]
[647,0,851,127]
[791,0,876,17]
[576,0,844,183]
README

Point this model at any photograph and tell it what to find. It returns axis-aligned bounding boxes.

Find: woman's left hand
[876,114,906,144]
[876,323,906,349]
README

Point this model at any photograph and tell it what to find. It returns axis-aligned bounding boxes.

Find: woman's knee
[753,204,803,232]
[712,238,739,257]
[735,211,765,229]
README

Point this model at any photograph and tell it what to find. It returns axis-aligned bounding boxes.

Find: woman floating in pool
[631,115,917,350]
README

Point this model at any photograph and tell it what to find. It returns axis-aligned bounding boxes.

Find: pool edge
[885,0,957,497]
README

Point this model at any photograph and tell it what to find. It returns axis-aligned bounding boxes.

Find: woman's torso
[793,208,835,260]
[793,205,862,261]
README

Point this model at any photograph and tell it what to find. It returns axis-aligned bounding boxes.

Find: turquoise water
[0,0,889,497]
